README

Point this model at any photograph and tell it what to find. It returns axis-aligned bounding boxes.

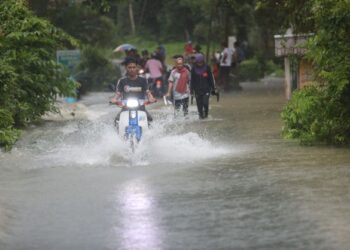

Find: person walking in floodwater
[219,41,234,91]
[190,54,216,119]
[166,55,191,116]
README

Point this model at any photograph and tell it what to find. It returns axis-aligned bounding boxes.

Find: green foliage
[238,58,262,81]
[281,84,350,145]
[255,0,315,33]
[157,1,196,41]
[0,109,20,151]
[282,85,324,144]
[281,0,350,145]
[0,0,78,149]
[266,60,284,77]
[75,46,120,93]
[239,58,283,81]
[52,4,118,48]
[307,0,350,92]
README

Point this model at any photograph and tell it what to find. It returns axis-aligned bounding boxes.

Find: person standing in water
[166,56,191,116]
[190,54,216,119]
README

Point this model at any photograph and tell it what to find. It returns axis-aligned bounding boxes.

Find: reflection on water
[114,179,161,250]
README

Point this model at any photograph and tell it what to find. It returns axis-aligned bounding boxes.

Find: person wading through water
[166,56,191,116]
[190,54,216,119]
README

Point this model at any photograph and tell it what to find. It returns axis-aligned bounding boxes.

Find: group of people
[165,54,215,119]
[111,40,245,123]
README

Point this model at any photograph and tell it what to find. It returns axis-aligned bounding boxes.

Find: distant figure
[140,50,150,69]
[232,41,245,67]
[145,53,164,97]
[193,44,202,54]
[155,45,166,68]
[184,41,194,63]
[145,53,163,80]
[231,41,245,90]
[190,54,216,119]
[166,56,191,116]
[123,48,141,66]
[219,41,234,92]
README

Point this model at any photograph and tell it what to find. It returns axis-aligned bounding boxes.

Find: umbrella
[113,43,136,52]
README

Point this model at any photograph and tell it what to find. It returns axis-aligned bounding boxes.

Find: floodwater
[0,78,349,250]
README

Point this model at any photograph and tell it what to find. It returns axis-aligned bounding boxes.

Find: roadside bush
[266,60,284,77]
[238,58,262,81]
[281,84,350,145]
[0,109,20,150]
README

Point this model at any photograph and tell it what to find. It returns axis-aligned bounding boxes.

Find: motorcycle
[112,98,152,153]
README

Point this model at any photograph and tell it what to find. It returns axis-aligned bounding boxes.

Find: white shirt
[220,47,235,67]
[168,68,191,100]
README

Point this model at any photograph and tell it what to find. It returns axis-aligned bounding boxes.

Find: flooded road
[1,78,350,250]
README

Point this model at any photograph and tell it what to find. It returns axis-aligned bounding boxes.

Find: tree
[278,0,350,145]
[0,0,78,149]
[128,0,136,35]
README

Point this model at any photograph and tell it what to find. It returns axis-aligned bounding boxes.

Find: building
[274,30,314,99]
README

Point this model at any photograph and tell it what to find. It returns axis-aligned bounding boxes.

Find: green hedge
[238,58,262,81]
[238,58,283,81]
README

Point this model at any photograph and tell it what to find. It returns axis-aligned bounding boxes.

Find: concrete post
[284,57,291,100]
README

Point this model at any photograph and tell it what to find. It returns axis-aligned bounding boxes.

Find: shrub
[281,84,350,145]
[0,109,20,150]
[238,58,262,81]
[266,60,284,77]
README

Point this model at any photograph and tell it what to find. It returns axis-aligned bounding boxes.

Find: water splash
[0,98,234,169]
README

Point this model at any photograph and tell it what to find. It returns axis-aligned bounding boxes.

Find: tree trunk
[138,0,148,26]
[184,29,190,42]
[224,6,230,42]
[206,1,217,62]
[128,0,136,35]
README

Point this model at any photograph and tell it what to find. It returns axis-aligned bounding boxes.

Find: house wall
[298,58,314,88]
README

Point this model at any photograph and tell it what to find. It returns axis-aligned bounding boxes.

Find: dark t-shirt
[190,65,215,95]
[117,76,148,99]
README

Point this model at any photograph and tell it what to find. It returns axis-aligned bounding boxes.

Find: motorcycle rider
[110,57,156,123]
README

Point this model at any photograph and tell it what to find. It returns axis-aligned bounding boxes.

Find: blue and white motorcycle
[113,98,151,153]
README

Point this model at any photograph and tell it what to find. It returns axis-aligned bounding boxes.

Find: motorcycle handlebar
[109,99,157,107]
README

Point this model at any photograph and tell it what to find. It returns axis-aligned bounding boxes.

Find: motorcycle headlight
[126,99,139,108]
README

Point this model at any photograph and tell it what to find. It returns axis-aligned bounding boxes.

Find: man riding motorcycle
[110,57,156,123]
